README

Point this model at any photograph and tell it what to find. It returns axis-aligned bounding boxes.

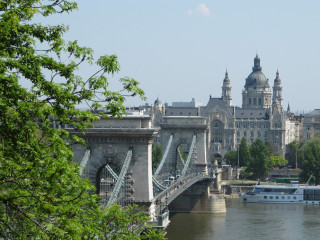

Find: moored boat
[239,181,320,204]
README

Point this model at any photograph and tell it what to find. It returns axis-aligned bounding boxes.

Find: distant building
[134,55,311,161]
[303,109,320,140]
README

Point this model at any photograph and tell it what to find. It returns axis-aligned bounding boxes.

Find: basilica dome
[245,55,269,88]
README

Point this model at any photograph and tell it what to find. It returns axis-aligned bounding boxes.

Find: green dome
[245,55,269,88]
[245,71,269,88]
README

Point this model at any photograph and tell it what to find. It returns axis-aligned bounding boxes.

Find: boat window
[282,196,285,199]
[293,196,297,200]
[288,196,290,199]
[303,189,320,201]
[270,196,273,199]
[276,196,279,199]
[264,196,267,199]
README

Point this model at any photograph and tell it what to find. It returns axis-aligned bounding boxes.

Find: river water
[166,198,320,240]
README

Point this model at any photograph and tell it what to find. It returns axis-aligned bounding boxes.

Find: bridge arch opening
[176,144,188,176]
[96,163,120,204]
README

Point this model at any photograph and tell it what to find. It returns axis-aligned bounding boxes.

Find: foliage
[152,144,162,170]
[270,155,288,167]
[239,166,253,180]
[299,137,320,184]
[238,138,251,167]
[246,139,271,179]
[223,150,238,167]
[0,0,165,239]
[98,204,166,240]
[287,140,299,168]
[178,146,188,162]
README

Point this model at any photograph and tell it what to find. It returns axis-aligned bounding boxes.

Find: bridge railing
[152,171,216,215]
[153,171,204,203]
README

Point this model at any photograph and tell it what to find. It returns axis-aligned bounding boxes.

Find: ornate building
[148,55,287,162]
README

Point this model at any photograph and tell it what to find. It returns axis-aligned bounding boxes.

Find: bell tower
[272,70,283,107]
[221,70,232,106]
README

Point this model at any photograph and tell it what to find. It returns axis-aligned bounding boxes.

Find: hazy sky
[44,0,320,113]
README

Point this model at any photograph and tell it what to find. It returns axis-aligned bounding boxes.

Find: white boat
[239,182,320,204]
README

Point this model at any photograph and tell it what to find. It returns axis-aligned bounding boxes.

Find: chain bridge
[68,115,223,228]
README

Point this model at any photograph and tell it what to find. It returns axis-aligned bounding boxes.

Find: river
[166,198,320,240]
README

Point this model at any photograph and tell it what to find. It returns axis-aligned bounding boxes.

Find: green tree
[300,137,320,184]
[99,204,166,240]
[247,139,271,179]
[0,1,164,239]
[223,150,238,167]
[152,144,162,170]
[270,155,288,167]
[178,146,188,162]
[288,140,299,168]
[239,138,251,167]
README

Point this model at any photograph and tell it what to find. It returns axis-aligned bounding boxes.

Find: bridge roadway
[152,171,216,216]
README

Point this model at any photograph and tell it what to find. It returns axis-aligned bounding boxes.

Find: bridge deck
[152,172,215,216]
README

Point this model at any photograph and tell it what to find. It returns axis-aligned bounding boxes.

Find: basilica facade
[142,55,289,162]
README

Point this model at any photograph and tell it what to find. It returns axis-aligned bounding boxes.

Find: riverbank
[220,179,290,197]
[220,180,255,196]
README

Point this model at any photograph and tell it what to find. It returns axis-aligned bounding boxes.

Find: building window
[264,123,268,128]
[258,98,262,106]
[275,123,278,128]
[250,123,254,128]
[264,132,268,137]
[307,133,310,139]
[306,125,311,130]
[237,138,240,143]
[257,123,261,128]
[250,138,254,143]
[258,131,261,137]
[237,131,240,137]
[249,98,252,105]
[253,98,257,105]
[243,123,248,128]
[251,131,254,137]
[237,123,241,128]
[244,131,247,137]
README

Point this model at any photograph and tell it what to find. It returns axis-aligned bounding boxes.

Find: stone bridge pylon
[159,116,208,176]
[69,116,157,205]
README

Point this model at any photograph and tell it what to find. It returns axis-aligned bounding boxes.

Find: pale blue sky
[43,0,320,113]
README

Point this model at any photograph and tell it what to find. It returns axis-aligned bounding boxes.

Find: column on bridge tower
[130,134,157,203]
[194,125,208,174]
